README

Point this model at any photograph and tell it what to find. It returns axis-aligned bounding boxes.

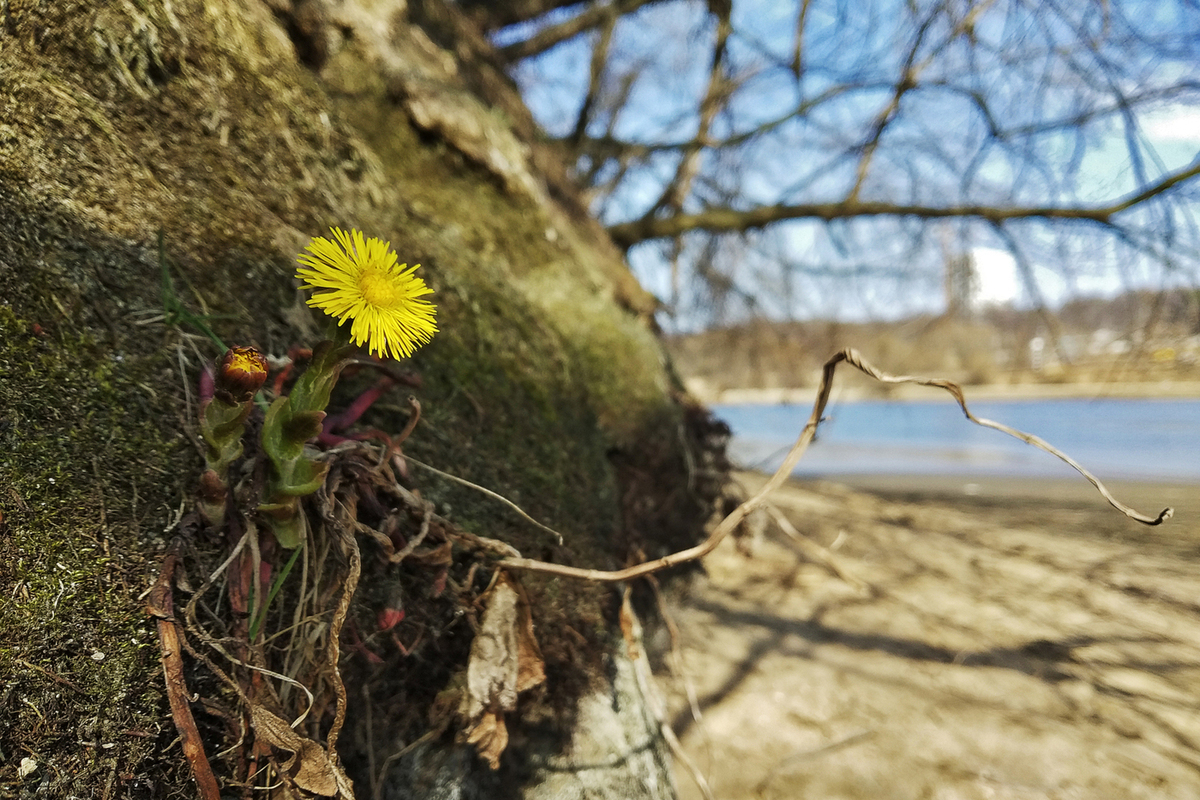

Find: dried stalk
[500,348,1172,583]
[644,573,703,725]
[822,349,1173,525]
[620,589,715,800]
[323,492,361,756]
[407,456,565,544]
[148,540,221,800]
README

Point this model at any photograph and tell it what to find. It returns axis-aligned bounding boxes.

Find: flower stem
[258,340,354,547]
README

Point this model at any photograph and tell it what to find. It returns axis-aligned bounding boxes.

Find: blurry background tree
[461,0,1200,331]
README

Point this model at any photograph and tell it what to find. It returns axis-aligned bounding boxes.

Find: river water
[713,397,1200,482]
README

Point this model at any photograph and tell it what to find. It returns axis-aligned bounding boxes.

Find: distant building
[1029,336,1045,370]
[944,250,978,318]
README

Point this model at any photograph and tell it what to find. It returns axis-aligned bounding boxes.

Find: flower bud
[197,469,228,525]
[215,346,269,403]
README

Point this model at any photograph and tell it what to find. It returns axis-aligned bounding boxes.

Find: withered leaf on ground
[461,571,546,769]
[250,705,354,798]
[464,711,508,770]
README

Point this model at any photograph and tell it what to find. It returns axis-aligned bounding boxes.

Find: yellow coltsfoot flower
[296,227,437,360]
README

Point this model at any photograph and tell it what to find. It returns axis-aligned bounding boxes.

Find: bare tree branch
[607,158,1200,247]
[846,4,940,202]
[791,0,811,81]
[641,1,733,219]
[567,5,618,147]
[459,0,586,31]
[502,0,1200,324]
[499,0,660,61]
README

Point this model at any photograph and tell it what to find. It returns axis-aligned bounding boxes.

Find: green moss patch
[0,306,191,796]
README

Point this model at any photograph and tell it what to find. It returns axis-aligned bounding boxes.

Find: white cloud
[1142,107,1200,144]
[971,247,1020,306]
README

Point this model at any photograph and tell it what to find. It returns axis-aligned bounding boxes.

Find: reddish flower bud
[196,469,228,525]
[214,346,268,403]
[377,606,405,632]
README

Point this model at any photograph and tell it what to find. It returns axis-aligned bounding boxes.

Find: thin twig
[389,501,433,564]
[821,349,1172,525]
[645,574,703,724]
[392,396,422,448]
[406,456,565,544]
[663,724,715,800]
[620,589,715,800]
[17,659,86,694]
[754,730,876,796]
[373,726,444,800]
[764,502,866,591]
[500,347,1172,583]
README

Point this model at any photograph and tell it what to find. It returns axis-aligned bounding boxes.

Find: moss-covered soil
[0,1,725,795]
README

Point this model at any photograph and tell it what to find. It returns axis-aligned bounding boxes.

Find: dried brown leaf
[287,739,339,797]
[250,706,353,798]
[251,705,306,752]
[464,711,508,771]
[461,571,545,768]
[466,576,521,720]
[512,579,546,694]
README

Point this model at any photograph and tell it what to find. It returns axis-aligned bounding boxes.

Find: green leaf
[282,409,326,445]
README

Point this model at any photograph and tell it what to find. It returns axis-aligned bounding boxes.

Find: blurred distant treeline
[667,288,1200,393]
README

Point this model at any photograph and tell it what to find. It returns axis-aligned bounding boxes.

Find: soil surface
[662,471,1200,800]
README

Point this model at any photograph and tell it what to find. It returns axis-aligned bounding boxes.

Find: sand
[660,471,1200,800]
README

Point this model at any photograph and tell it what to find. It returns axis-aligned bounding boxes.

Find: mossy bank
[0,1,724,797]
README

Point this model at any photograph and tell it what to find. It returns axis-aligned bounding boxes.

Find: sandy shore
[661,470,1200,800]
[813,472,1199,533]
